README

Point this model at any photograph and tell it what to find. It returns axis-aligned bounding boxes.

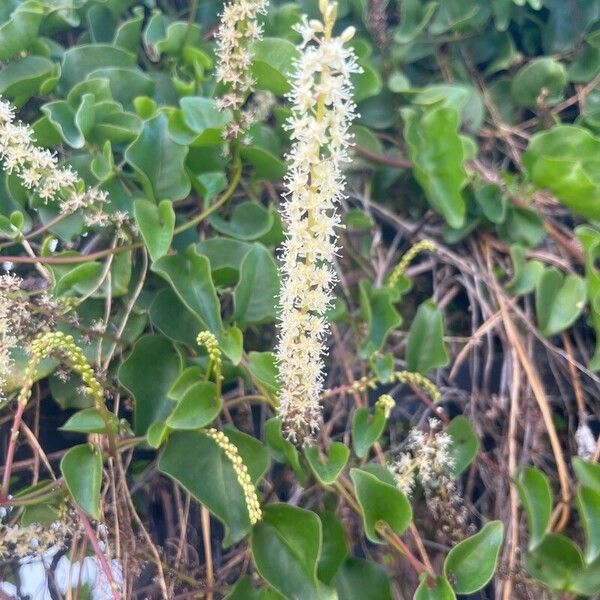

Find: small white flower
[276,2,361,445]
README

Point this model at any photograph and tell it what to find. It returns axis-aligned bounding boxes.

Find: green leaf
[573,458,600,494]
[159,428,267,547]
[197,238,251,287]
[474,184,507,224]
[402,106,468,228]
[572,556,600,596]
[406,300,449,373]
[350,468,412,542]
[0,55,59,102]
[414,575,456,600]
[118,335,182,435]
[576,226,600,370]
[358,280,402,358]
[248,352,280,394]
[209,202,275,241]
[524,533,584,591]
[443,521,504,594]
[221,326,243,365]
[233,243,279,326]
[535,268,586,336]
[523,126,600,221]
[577,486,600,563]
[149,288,199,346]
[60,44,135,90]
[125,112,190,202]
[166,381,221,430]
[505,244,545,295]
[61,408,118,434]
[42,100,84,148]
[152,246,224,337]
[251,504,322,600]
[511,57,567,107]
[352,406,387,459]
[251,38,300,95]
[134,198,175,261]
[264,418,306,484]
[446,416,479,476]
[304,442,349,485]
[146,421,169,449]
[0,1,44,61]
[177,96,231,145]
[515,467,553,550]
[60,443,103,519]
[318,512,348,584]
[333,558,393,600]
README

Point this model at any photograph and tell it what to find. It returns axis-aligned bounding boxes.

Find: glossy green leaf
[318,512,348,584]
[577,486,600,563]
[134,198,175,261]
[358,280,402,358]
[247,352,280,394]
[535,268,586,336]
[333,558,392,600]
[524,533,585,591]
[0,1,44,61]
[251,504,322,600]
[350,468,412,542]
[304,442,350,485]
[414,575,456,600]
[178,96,231,145]
[352,406,387,459]
[125,112,190,202]
[233,243,279,326]
[576,226,600,370]
[511,57,567,107]
[251,38,300,95]
[166,381,221,429]
[515,467,553,550]
[61,44,135,90]
[505,244,545,295]
[443,521,504,594]
[0,56,58,102]
[159,428,267,547]
[264,418,306,484]
[523,126,600,220]
[118,335,182,434]
[152,246,224,336]
[573,458,600,494]
[209,202,275,241]
[402,106,467,228]
[61,407,118,434]
[149,287,199,346]
[60,443,103,519]
[446,416,479,476]
[406,300,449,373]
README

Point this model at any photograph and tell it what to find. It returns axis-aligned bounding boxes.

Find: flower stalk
[275,1,361,445]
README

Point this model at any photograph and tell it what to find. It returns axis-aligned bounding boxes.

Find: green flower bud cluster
[204,427,262,525]
[19,331,103,408]
[388,239,436,289]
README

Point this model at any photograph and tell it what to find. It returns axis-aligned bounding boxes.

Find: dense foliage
[1,0,600,598]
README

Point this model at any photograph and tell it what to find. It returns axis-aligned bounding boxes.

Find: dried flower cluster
[390,419,471,543]
[0,519,72,560]
[204,428,262,525]
[276,1,361,445]
[214,0,268,138]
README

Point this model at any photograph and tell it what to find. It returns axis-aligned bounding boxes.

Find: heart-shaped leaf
[350,468,412,543]
[443,521,504,594]
[352,406,386,459]
[515,467,552,550]
[166,381,221,429]
[134,198,175,261]
[60,443,103,519]
[304,442,350,485]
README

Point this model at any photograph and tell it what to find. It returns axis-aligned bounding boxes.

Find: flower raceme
[214,0,268,138]
[276,1,361,445]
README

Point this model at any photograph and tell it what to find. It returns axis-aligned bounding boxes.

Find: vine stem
[1,399,27,498]
[77,507,122,600]
[173,155,242,236]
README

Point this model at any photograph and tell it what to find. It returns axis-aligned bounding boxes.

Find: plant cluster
[0,0,599,599]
